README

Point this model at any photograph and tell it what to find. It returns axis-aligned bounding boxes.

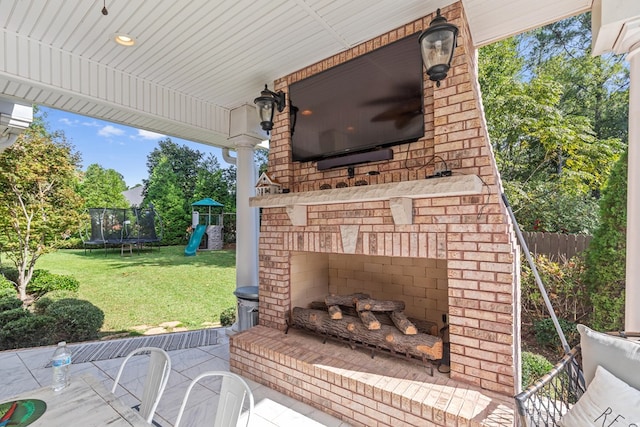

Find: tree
[523,13,629,145]
[0,117,84,301]
[478,14,627,233]
[144,156,189,244]
[583,149,627,331]
[144,138,203,208]
[78,164,129,209]
[193,154,235,211]
[221,165,236,212]
[255,148,269,175]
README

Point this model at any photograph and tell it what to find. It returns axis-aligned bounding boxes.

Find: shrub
[45,298,104,343]
[521,254,590,327]
[219,307,236,327]
[33,290,79,314]
[533,318,579,350]
[0,315,55,350]
[521,351,553,388]
[0,308,30,328]
[584,149,627,331]
[0,277,17,299]
[0,296,22,312]
[27,271,80,298]
[57,237,83,249]
[0,267,18,284]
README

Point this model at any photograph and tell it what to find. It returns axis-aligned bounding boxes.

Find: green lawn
[34,246,237,333]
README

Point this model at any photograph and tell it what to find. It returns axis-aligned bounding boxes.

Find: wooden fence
[520,232,592,261]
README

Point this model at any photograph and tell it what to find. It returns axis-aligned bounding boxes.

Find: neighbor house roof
[122,186,144,208]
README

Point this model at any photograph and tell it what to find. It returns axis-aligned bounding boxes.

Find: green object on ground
[185,224,206,256]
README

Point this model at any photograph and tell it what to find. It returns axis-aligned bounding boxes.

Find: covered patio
[0,329,348,426]
[1,1,639,425]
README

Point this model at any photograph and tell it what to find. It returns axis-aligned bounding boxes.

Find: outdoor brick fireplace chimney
[230,3,520,425]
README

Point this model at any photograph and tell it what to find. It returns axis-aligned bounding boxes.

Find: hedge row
[0,268,103,350]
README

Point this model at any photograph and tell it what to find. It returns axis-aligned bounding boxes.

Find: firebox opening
[290,251,449,332]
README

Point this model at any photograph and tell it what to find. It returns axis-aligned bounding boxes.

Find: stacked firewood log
[292,293,443,361]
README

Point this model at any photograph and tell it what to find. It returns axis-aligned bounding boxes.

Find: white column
[626,44,640,330]
[231,136,260,289]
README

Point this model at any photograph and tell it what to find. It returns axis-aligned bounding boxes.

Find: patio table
[0,374,148,426]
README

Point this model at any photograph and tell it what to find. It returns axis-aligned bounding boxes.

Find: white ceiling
[0,0,592,149]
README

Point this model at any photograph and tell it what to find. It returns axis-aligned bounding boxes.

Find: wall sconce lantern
[418,8,458,87]
[254,84,286,134]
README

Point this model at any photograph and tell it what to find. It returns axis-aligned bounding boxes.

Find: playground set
[185,198,225,256]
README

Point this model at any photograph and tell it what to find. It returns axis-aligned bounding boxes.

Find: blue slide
[184,224,206,256]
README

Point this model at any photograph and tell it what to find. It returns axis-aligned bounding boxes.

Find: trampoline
[82,206,163,255]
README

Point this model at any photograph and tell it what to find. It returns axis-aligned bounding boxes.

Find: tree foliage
[0,117,84,300]
[78,164,129,209]
[144,139,239,241]
[193,154,235,211]
[583,149,627,331]
[478,13,627,233]
[144,156,189,244]
[144,138,202,208]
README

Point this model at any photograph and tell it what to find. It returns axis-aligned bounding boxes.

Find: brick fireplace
[230,2,519,425]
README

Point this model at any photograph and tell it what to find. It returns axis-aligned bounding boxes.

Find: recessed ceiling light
[114,33,136,46]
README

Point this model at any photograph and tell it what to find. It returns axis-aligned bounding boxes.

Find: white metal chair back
[111,346,171,424]
[174,371,254,427]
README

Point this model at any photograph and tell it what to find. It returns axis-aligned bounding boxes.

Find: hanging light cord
[102,0,108,15]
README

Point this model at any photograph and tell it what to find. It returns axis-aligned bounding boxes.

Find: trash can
[233,286,259,331]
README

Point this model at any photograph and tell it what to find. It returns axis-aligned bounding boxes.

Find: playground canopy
[192,198,224,208]
[191,198,224,226]
[83,206,163,249]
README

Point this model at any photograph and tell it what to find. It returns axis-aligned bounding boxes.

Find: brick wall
[248,1,520,396]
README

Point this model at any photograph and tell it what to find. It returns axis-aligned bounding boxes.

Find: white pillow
[578,324,640,390]
[560,365,640,426]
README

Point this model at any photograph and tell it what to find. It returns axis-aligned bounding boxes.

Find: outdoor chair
[515,346,585,426]
[174,371,254,427]
[111,346,171,424]
[515,325,640,426]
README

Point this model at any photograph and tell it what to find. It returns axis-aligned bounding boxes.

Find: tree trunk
[291,307,443,360]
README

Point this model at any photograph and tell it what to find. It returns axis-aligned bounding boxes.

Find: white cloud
[98,125,125,137]
[59,117,77,126]
[82,120,102,128]
[137,129,164,140]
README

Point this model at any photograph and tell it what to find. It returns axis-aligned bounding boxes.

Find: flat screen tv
[289,35,424,164]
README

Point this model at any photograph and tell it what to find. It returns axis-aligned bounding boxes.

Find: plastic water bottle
[51,341,71,391]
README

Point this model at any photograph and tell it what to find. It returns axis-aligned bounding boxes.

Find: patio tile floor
[0,329,350,426]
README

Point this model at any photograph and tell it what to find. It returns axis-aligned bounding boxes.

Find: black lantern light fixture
[254,84,286,134]
[418,8,458,87]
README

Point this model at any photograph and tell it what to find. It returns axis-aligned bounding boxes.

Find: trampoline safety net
[85,207,162,246]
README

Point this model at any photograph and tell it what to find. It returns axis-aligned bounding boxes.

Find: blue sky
[39,107,226,188]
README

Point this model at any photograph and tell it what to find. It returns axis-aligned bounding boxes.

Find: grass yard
[34,245,237,334]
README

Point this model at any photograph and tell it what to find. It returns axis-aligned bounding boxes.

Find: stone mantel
[249,174,484,225]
